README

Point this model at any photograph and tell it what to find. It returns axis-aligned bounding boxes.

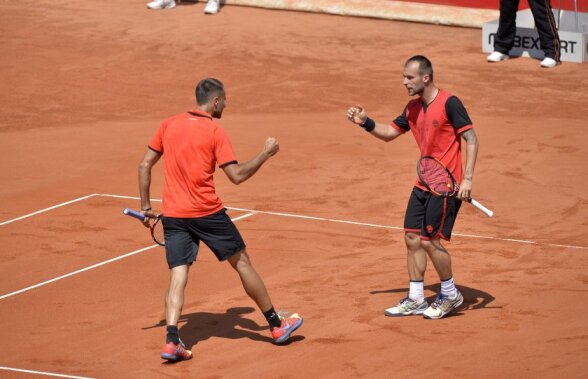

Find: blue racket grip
[123,208,146,221]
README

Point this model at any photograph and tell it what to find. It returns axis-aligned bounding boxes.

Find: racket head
[150,216,165,246]
[417,156,458,197]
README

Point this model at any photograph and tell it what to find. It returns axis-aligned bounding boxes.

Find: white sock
[408,281,424,301]
[440,276,456,298]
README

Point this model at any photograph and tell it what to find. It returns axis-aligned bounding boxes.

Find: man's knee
[227,248,249,269]
[404,232,421,250]
[169,265,189,282]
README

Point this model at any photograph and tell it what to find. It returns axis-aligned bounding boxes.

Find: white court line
[222,207,588,250]
[0,245,157,301]
[0,366,95,379]
[0,194,99,227]
[2,193,585,249]
[95,193,588,250]
[231,212,256,222]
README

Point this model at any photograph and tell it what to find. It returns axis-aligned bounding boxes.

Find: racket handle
[469,198,494,217]
[123,208,147,221]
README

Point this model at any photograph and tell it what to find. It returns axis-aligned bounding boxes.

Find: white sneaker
[487,51,509,63]
[384,296,428,317]
[147,0,176,10]
[540,57,560,68]
[204,0,220,14]
[423,290,463,319]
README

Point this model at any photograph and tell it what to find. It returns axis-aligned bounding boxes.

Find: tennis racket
[417,156,494,217]
[123,208,165,246]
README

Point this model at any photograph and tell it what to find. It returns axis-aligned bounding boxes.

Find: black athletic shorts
[404,187,462,241]
[161,208,246,269]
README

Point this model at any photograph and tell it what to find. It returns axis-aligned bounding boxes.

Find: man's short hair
[406,55,433,82]
[195,78,224,105]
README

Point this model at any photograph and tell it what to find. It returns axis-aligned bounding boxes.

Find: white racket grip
[469,198,493,217]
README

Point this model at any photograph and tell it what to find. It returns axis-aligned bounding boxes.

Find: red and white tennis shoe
[161,339,193,361]
[271,313,303,344]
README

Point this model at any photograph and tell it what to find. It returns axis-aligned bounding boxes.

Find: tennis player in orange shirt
[138,78,303,361]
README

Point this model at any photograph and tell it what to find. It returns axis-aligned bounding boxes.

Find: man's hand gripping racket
[417,156,494,217]
[123,208,165,246]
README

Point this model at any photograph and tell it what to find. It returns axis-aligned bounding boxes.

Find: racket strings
[419,159,454,196]
[150,218,165,246]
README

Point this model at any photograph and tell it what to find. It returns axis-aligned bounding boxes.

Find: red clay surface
[398,0,587,11]
[1,1,587,378]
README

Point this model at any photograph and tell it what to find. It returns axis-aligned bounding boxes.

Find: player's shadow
[143,306,304,352]
[370,284,500,318]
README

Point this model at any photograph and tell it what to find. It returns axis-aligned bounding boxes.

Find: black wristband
[142,207,152,211]
[360,117,376,132]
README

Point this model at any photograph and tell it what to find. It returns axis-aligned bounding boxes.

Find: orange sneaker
[161,339,193,361]
[271,313,303,344]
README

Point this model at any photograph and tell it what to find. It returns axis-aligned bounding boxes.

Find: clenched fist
[346,105,368,125]
[263,137,280,157]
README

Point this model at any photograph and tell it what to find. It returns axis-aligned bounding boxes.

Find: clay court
[1,0,587,378]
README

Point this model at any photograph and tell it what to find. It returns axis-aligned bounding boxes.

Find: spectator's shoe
[271,313,303,344]
[487,51,509,62]
[423,290,464,319]
[147,0,176,10]
[540,57,560,68]
[204,0,220,14]
[384,296,428,317]
[161,339,193,361]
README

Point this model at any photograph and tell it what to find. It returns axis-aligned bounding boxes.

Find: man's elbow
[229,176,244,185]
[138,160,151,172]
[224,168,244,185]
[384,133,398,142]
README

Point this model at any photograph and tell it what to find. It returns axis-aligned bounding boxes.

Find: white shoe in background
[540,57,560,68]
[147,0,176,10]
[487,51,509,63]
[204,0,220,14]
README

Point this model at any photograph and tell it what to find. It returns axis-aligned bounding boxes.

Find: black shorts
[161,208,246,269]
[404,187,462,241]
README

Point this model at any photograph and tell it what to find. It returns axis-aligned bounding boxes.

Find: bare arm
[138,148,162,218]
[458,128,479,200]
[346,105,403,142]
[222,137,279,185]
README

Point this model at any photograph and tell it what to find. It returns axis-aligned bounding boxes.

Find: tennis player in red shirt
[138,78,302,361]
[346,56,480,320]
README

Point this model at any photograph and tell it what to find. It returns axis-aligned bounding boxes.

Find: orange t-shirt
[148,110,237,218]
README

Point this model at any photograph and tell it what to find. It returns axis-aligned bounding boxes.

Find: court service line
[0,194,99,227]
[96,193,588,250]
[226,207,587,250]
[0,245,156,301]
[0,366,95,379]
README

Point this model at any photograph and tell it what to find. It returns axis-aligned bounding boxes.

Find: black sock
[263,307,282,329]
[166,325,180,344]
